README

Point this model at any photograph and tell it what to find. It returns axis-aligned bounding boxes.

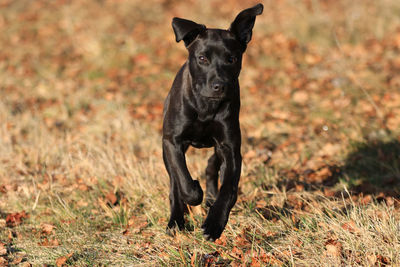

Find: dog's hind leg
[202,132,242,241]
[205,151,221,207]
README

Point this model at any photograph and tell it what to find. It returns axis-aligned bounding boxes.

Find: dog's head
[172,4,263,100]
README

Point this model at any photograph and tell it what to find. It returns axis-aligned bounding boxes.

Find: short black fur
[163,4,263,241]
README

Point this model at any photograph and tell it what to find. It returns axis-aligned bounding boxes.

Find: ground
[1,0,400,266]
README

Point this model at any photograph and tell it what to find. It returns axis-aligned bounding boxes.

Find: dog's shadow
[342,139,400,197]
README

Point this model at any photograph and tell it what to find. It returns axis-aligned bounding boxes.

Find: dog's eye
[198,55,208,63]
[227,56,237,64]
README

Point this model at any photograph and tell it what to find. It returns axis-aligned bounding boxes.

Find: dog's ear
[172,17,206,47]
[229,3,263,51]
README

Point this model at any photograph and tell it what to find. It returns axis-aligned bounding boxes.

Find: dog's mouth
[206,96,224,101]
[199,91,225,100]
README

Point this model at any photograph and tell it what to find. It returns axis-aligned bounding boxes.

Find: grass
[1,0,400,266]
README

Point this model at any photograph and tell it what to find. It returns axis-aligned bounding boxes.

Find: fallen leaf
[323,188,335,197]
[235,234,250,247]
[122,229,130,236]
[293,238,303,247]
[0,257,7,266]
[316,166,332,180]
[0,243,6,256]
[264,231,278,238]
[11,256,23,265]
[325,239,342,257]
[41,223,55,235]
[292,90,309,104]
[132,221,148,234]
[56,253,73,267]
[261,253,283,265]
[7,230,13,242]
[318,143,341,157]
[105,191,118,205]
[376,254,390,265]
[325,244,340,257]
[231,246,243,259]
[244,149,257,160]
[77,183,89,191]
[295,183,304,192]
[305,53,321,65]
[202,251,220,266]
[286,194,304,210]
[215,234,227,246]
[341,221,360,233]
[250,257,261,267]
[385,197,395,206]
[255,199,267,208]
[76,199,89,207]
[39,238,60,247]
[6,211,29,227]
[361,194,372,205]
[366,254,377,265]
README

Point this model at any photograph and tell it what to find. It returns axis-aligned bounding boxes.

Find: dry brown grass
[1,0,400,266]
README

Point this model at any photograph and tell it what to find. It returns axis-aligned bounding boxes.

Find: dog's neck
[194,96,226,121]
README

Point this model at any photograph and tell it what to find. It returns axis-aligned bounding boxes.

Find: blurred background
[1,0,400,265]
[1,0,400,133]
[1,0,400,128]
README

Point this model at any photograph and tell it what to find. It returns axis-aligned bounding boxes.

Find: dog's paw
[182,180,203,206]
[201,211,227,241]
[166,218,185,236]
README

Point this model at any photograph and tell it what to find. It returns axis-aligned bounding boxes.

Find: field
[1,0,400,265]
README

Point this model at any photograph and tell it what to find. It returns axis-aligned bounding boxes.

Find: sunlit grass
[0,0,400,265]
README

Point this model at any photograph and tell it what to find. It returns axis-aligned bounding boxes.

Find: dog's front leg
[162,138,204,206]
[163,138,203,234]
[163,145,187,234]
[202,139,242,241]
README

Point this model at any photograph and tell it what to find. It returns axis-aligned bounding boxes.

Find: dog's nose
[212,82,225,92]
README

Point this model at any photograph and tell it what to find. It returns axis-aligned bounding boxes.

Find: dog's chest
[184,120,217,148]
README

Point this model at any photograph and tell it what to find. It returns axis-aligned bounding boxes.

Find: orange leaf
[341,221,360,233]
[56,253,73,267]
[376,254,391,265]
[132,220,148,234]
[41,223,55,235]
[0,243,6,256]
[0,257,7,266]
[215,234,227,246]
[325,239,342,257]
[11,256,23,265]
[39,238,60,247]
[106,191,118,205]
[6,211,29,227]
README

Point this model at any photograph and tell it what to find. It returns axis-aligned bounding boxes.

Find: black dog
[162,4,263,241]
